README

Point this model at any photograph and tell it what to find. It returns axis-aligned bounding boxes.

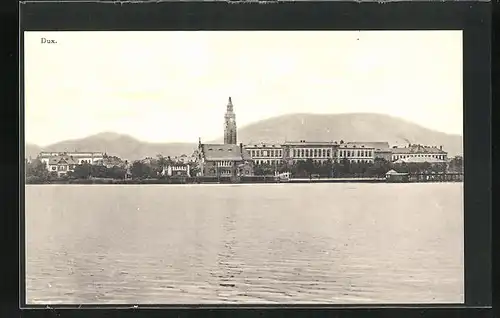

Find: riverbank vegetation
[25,154,463,184]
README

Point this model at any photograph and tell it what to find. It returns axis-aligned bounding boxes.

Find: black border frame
[17,0,492,316]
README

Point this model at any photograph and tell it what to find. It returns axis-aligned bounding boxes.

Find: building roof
[386,169,408,176]
[48,155,79,165]
[346,142,390,150]
[283,141,337,146]
[245,143,283,148]
[394,157,447,164]
[340,143,376,149]
[201,144,252,161]
[391,144,446,154]
[39,151,104,158]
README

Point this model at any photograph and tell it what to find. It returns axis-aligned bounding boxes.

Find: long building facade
[282,141,337,164]
[37,151,105,176]
[391,144,448,162]
[195,97,451,176]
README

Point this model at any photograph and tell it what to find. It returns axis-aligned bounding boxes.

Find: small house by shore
[385,169,409,183]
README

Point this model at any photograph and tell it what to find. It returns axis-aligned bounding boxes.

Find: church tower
[224,97,237,144]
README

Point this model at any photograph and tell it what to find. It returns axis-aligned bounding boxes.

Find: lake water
[25,183,464,305]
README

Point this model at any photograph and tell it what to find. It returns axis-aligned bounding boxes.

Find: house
[197,141,254,177]
[163,163,191,177]
[102,154,125,168]
[385,169,409,182]
[47,155,79,177]
[391,144,448,162]
[173,154,197,164]
[38,151,104,166]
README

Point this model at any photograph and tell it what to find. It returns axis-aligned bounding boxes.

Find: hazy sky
[24,30,463,146]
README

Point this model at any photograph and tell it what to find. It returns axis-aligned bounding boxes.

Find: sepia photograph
[24,30,464,305]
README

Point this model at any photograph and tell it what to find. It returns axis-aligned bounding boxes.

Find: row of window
[51,165,77,171]
[216,161,233,167]
[292,148,332,158]
[393,154,446,160]
[254,159,281,165]
[171,166,188,170]
[339,150,373,158]
[249,149,283,158]
[348,159,374,164]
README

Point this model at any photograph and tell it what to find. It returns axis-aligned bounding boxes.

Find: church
[196,97,254,178]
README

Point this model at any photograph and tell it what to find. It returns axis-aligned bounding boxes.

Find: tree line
[25,154,201,183]
[254,157,462,178]
[25,154,463,183]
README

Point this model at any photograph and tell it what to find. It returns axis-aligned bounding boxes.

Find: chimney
[240,142,243,153]
[440,145,443,150]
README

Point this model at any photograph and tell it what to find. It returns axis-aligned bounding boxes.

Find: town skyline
[25,111,463,148]
[24,30,463,146]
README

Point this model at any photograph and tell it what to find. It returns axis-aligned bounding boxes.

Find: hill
[25,132,197,161]
[25,144,42,160]
[24,113,463,160]
[233,113,463,157]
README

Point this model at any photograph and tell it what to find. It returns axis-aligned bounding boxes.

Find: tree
[71,163,92,179]
[190,165,200,177]
[156,154,168,175]
[148,158,162,177]
[254,162,273,176]
[25,159,49,183]
[25,159,48,179]
[369,158,391,177]
[91,165,108,178]
[337,158,351,177]
[448,156,463,173]
[107,165,127,179]
[131,160,153,179]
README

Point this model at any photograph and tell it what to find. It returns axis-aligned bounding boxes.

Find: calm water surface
[25,183,464,304]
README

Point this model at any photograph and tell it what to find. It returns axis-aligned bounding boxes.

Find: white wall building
[245,143,283,166]
[38,151,105,167]
[391,144,448,162]
[337,143,375,163]
[282,141,337,164]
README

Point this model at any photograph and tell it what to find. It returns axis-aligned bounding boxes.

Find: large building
[338,141,392,163]
[197,97,254,177]
[198,143,253,177]
[46,154,79,177]
[245,143,283,166]
[282,141,338,164]
[38,151,105,166]
[338,142,375,163]
[391,144,448,162]
[195,98,451,175]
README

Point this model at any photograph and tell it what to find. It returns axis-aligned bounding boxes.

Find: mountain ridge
[25,113,463,160]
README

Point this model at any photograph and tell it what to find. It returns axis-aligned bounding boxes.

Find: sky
[24,30,463,146]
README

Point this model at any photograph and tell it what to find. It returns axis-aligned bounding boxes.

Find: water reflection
[26,183,464,304]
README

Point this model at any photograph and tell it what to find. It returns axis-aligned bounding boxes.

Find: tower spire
[227,96,233,112]
[224,96,237,144]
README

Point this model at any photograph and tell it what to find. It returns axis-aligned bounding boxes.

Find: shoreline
[25,177,463,185]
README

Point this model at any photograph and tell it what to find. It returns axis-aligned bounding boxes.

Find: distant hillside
[24,113,463,160]
[25,132,197,161]
[232,113,463,157]
[25,144,42,159]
